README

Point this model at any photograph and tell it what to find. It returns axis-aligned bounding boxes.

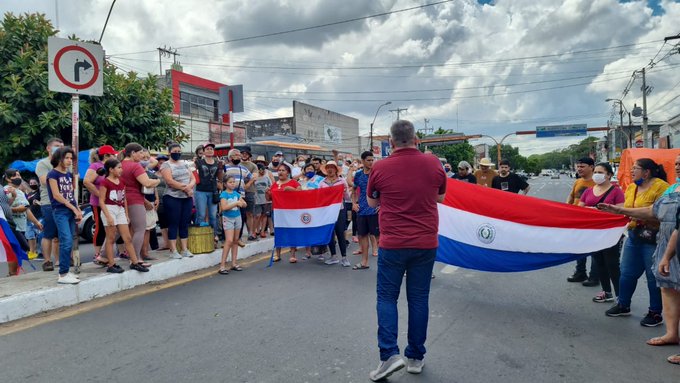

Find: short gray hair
[228,149,240,158]
[458,160,471,170]
[390,120,416,147]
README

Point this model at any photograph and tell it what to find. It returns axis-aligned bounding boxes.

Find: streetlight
[370,101,391,151]
[606,98,624,159]
[477,133,515,165]
[606,98,634,151]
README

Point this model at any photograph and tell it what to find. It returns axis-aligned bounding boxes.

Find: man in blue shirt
[352,151,379,269]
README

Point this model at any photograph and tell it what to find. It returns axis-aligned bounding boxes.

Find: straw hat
[479,158,495,167]
[320,160,339,175]
[254,155,268,165]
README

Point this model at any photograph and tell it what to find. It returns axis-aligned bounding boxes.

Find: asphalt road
[2,176,678,382]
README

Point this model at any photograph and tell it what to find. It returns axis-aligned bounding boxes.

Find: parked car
[78,204,95,242]
[551,172,560,179]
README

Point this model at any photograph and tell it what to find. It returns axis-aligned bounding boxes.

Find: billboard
[293,101,360,155]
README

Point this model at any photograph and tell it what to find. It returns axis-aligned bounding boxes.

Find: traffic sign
[48,37,104,96]
[536,124,587,138]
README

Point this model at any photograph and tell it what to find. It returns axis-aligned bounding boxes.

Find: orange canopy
[617,148,680,192]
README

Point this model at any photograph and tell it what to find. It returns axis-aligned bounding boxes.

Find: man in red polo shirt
[366,120,447,381]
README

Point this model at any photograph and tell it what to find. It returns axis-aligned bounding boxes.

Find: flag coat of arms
[0,208,28,267]
[272,185,344,247]
[437,179,629,272]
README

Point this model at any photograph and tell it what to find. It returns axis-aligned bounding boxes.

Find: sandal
[231,265,243,271]
[139,262,152,268]
[273,256,281,262]
[667,354,680,364]
[647,337,680,346]
[372,251,378,257]
[289,257,298,263]
[218,268,230,275]
[352,250,362,255]
[352,263,369,270]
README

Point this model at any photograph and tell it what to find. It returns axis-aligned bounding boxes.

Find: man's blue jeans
[52,208,75,275]
[377,248,436,361]
[194,191,217,235]
[618,234,662,312]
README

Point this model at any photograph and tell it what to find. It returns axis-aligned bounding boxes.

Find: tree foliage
[0,12,186,168]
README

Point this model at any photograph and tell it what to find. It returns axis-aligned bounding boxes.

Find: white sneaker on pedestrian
[57,273,80,284]
[183,249,194,258]
[324,256,340,265]
[406,358,424,374]
[169,250,182,259]
[369,355,405,381]
[317,255,325,262]
[341,257,351,267]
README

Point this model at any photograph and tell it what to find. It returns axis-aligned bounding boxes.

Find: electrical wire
[108,0,456,56]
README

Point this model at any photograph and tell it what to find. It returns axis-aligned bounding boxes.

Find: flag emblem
[477,224,496,244]
[300,213,312,225]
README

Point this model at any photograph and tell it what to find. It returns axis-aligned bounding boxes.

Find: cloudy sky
[3,0,680,155]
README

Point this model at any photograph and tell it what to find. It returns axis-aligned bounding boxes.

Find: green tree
[430,141,475,165]
[0,12,185,168]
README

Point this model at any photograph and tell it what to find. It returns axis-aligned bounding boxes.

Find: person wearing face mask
[83,145,119,265]
[491,159,530,194]
[268,151,284,181]
[240,148,259,241]
[24,177,43,259]
[300,163,324,190]
[194,142,223,245]
[566,157,599,286]
[34,137,64,272]
[578,163,625,303]
[444,163,454,177]
[600,157,680,340]
[121,143,161,261]
[224,149,255,247]
[291,155,307,180]
[598,158,668,326]
[160,143,196,259]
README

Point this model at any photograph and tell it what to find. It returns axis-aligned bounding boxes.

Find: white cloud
[3,0,680,155]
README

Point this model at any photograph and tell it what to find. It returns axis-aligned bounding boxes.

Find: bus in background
[214,140,334,163]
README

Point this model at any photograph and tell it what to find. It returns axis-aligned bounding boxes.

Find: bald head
[390,120,416,148]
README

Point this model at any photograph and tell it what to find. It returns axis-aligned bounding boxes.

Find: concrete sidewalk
[0,238,275,324]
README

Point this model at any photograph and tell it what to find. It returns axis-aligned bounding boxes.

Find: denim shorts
[25,220,41,240]
[222,215,242,230]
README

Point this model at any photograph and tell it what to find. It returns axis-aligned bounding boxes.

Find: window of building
[179,91,219,121]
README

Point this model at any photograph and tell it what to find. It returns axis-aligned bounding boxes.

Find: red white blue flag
[272,186,344,248]
[0,209,28,268]
[437,179,629,272]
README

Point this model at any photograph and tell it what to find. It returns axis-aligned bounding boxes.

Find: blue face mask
[51,146,59,154]
[634,178,644,186]
[676,177,680,183]
[140,160,150,168]
[305,171,315,179]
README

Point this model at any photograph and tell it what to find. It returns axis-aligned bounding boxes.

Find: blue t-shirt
[46,169,76,210]
[662,183,680,196]
[220,190,241,218]
[353,169,377,216]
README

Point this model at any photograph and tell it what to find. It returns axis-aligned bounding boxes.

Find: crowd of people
[0,138,385,280]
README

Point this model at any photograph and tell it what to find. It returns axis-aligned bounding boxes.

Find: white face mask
[592,173,607,185]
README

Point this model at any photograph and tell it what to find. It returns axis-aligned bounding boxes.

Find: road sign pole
[229,90,234,150]
[71,94,81,273]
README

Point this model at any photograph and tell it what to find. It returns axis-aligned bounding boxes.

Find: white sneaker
[169,251,182,259]
[341,258,351,267]
[325,256,340,265]
[369,355,405,381]
[183,250,194,258]
[406,358,424,374]
[57,273,80,284]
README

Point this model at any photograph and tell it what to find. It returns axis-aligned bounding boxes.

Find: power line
[108,0,455,57]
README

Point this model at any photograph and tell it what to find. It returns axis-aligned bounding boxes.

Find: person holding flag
[366,120,447,381]
[271,162,300,263]
[319,161,350,267]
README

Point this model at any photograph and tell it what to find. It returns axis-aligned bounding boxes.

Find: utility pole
[641,68,649,148]
[389,107,408,120]
[157,46,179,76]
[424,118,429,133]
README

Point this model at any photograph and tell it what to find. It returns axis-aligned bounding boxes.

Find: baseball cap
[156,154,169,161]
[274,151,283,156]
[98,145,118,156]
[203,142,215,149]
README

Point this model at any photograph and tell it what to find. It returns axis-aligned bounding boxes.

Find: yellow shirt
[474,169,498,188]
[624,177,670,228]
[569,178,595,206]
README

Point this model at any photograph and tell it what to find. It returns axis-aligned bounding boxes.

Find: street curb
[0,239,274,324]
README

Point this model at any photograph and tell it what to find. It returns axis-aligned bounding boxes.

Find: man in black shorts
[352,151,379,269]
